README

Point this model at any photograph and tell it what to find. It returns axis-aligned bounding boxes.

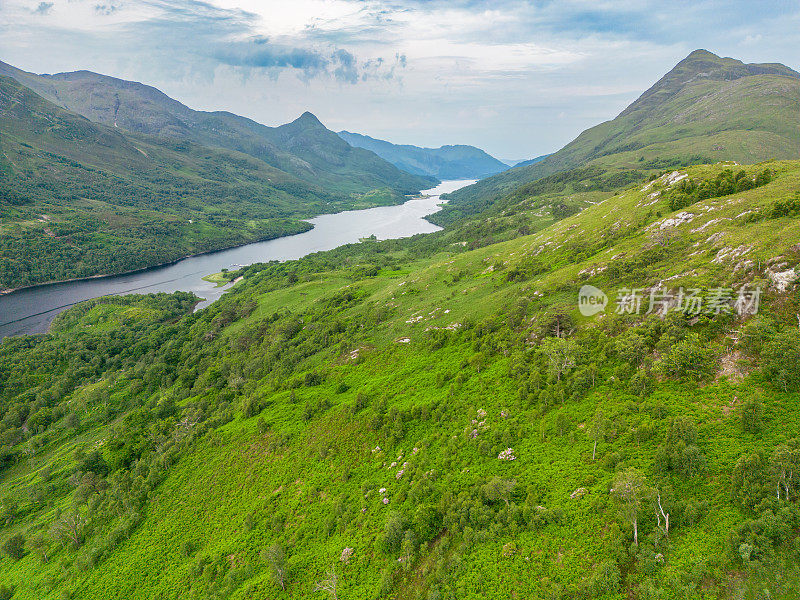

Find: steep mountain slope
[338,130,508,179]
[513,154,550,168]
[0,76,418,289]
[1,159,800,598]
[441,50,800,220]
[0,60,433,195]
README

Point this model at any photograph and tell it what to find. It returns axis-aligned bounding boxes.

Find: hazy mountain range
[336,130,510,180]
[0,60,434,197]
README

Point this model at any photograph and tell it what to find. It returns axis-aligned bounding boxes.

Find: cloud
[332,48,358,83]
[94,3,120,15]
[32,2,53,14]
[1,0,800,156]
[211,37,379,83]
[214,37,329,72]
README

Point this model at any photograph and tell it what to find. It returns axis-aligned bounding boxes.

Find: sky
[2,1,799,159]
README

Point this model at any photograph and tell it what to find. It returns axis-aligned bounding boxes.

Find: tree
[654,490,670,539]
[541,337,577,382]
[50,511,85,548]
[658,333,717,381]
[731,453,769,511]
[762,329,800,392]
[659,416,706,477]
[741,397,763,433]
[588,559,621,596]
[29,533,50,563]
[589,408,607,461]
[2,533,25,560]
[612,468,648,545]
[483,477,516,507]
[314,567,339,600]
[771,444,800,501]
[262,542,287,590]
[381,511,405,552]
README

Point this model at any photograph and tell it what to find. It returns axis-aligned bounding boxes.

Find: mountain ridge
[0,75,428,289]
[337,130,508,179]
[0,59,434,196]
[440,49,800,218]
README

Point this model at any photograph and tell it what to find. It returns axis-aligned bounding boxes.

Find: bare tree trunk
[633,518,638,545]
[656,492,669,538]
[592,439,597,461]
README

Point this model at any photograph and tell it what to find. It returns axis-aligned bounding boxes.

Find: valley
[0,180,472,339]
[0,39,799,600]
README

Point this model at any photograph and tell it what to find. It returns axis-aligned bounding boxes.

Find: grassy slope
[1,160,799,598]
[439,50,800,223]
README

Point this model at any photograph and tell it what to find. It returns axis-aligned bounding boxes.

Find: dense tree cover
[0,76,426,289]
[0,244,799,598]
[666,168,773,211]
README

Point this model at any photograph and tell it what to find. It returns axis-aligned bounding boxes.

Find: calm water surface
[0,180,473,339]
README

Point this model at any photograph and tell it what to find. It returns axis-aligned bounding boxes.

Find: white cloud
[1,0,799,156]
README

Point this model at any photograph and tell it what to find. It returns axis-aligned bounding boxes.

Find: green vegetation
[665,167,773,211]
[0,61,435,197]
[202,271,238,287]
[0,75,433,290]
[1,156,800,598]
[440,49,800,224]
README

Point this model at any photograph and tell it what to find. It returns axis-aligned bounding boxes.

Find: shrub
[731,453,769,511]
[381,512,406,553]
[657,333,717,381]
[769,193,800,219]
[3,533,25,560]
[762,329,800,392]
[587,559,621,596]
[741,397,763,433]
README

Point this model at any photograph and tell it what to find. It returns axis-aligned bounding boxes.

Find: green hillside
[0,77,429,290]
[0,61,434,197]
[439,50,800,224]
[337,131,507,179]
[1,156,799,598]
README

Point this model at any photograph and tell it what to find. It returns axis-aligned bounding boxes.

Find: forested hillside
[1,156,799,599]
[0,60,434,197]
[0,76,432,290]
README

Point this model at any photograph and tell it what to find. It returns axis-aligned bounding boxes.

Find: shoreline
[0,180,469,340]
[0,222,317,298]
[0,190,444,297]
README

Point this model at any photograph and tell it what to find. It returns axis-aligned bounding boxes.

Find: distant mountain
[0,75,428,289]
[443,49,800,213]
[337,131,508,180]
[0,60,434,196]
